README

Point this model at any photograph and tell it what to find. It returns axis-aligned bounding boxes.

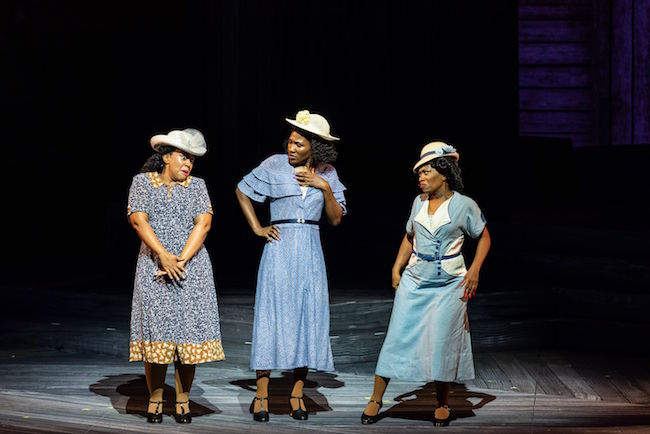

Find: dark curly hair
[139,145,175,173]
[422,156,464,192]
[283,128,338,165]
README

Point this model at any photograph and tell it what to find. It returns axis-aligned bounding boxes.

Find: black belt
[270,219,319,225]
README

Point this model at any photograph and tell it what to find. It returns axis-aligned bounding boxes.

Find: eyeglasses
[173,150,195,164]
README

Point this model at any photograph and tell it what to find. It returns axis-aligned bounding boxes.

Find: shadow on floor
[89,373,220,418]
[228,370,344,415]
[377,383,495,425]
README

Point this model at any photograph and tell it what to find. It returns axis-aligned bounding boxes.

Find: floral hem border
[129,339,225,364]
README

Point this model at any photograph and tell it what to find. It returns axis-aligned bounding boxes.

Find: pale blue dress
[375,192,486,382]
[237,154,347,371]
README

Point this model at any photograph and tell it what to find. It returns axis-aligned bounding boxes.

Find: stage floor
[1,288,650,432]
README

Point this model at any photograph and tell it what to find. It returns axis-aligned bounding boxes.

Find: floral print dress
[127,171,224,365]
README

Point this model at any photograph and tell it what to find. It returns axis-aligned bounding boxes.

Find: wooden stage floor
[1,289,650,432]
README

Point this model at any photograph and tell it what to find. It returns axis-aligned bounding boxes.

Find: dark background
[3,0,518,291]
[2,1,650,353]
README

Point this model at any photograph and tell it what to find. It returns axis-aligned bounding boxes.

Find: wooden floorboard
[2,353,650,433]
[474,353,514,392]
[493,351,539,394]
[515,352,575,398]
[546,359,601,401]
[570,355,630,403]
[2,291,650,431]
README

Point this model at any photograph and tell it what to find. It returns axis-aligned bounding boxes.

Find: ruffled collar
[146,171,192,188]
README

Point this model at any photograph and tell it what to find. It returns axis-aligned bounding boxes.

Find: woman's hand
[157,251,186,281]
[254,225,280,242]
[459,266,479,299]
[295,171,330,191]
[392,268,402,291]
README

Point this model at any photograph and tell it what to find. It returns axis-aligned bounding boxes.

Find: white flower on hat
[285,109,340,141]
[295,110,311,125]
[439,144,457,155]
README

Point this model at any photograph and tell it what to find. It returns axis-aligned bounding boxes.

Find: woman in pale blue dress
[361,141,491,426]
[235,110,346,422]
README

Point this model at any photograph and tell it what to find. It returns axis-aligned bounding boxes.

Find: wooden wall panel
[519,4,592,20]
[519,66,590,88]
[520,111,591,133]
[610,0,650,145]
[518,0,595,146]
[592,0,611,148]
[519,0,591,4]
[521,133,592,147]
[633,0,650,143]
[611,0,633,144]
[519,20,591,42]
[520,89,591,110]
[520,0,650,146]
[519,42,592,65]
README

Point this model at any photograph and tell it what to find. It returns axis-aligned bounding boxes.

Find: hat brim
[150,135,206,156]
[285,119,340,141]
[413,153,459,173]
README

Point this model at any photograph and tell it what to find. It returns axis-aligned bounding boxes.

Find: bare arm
[470,226,491,270]
[459,226,491,299]
[179,213,212,265]
[235,187,280,242]
[320,184,344,226]
[129,212,185,281]
[391,233,414,290]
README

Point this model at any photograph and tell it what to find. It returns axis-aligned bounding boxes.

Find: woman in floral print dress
[127,128,224,424]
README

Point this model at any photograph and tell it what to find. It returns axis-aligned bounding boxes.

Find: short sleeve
[127,174,150,216]
[237,175,267,203]
[193,178,213,217]
[237,155,300,203]
[462,197,487,239]
[334,190,348,216]
[405,196,420,236]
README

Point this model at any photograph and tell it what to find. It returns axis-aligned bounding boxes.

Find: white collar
[414,194,453,235]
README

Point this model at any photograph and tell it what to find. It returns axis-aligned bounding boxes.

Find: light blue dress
[237,154,347,371]
[375,192,486,382]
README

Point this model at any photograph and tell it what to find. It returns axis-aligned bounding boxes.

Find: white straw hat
[150,128,207,156]
[413,141,459,173]
[285,110,340,141]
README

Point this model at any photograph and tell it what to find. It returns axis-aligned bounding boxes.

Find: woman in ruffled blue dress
[361,141,491,426]
[235,110,347,422]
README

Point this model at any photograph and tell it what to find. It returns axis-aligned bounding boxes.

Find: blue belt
[412,250,461,261]
[271,219,319,225]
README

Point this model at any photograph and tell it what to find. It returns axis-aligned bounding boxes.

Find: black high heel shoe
[433,405,452,426]
[174,400,192,424]
[146,400,163,423]
[361,399,383,424]
[289,396,308,420]
[252,396,269,422]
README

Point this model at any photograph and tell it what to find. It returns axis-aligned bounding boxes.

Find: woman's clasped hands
[154,251,187,281]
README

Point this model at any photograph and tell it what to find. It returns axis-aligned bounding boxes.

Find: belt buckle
[298,218,305,223]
